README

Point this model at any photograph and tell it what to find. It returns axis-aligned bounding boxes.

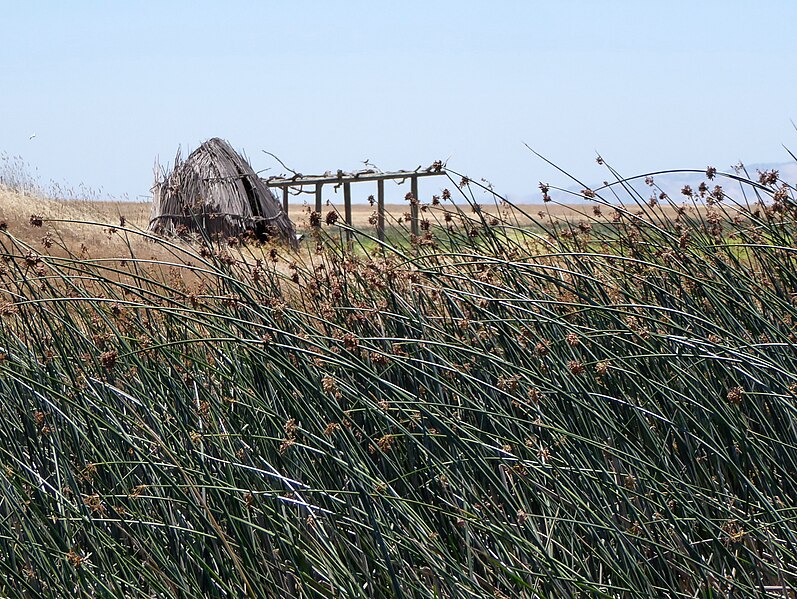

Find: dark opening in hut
[149,138,296,246]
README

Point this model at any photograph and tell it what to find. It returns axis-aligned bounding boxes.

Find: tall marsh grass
[0,160,796,597]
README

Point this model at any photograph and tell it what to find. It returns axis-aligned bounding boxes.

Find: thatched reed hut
[149,138,296,245]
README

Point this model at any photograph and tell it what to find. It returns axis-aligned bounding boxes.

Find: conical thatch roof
[149,138,296,245]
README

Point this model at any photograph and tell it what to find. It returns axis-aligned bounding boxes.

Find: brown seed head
[66,549,88,568]
[321,374,336,393]
[375,434,394,452]
[568,360,585,375]
[595,360,610,376]
[726,386,744,405]
[83,494,106,514]
[100,350,118,369]
[496,375,519,392]
[758,169,779,186]
[323,422,340,436]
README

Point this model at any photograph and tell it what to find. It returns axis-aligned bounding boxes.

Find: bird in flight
[29,133,36,140]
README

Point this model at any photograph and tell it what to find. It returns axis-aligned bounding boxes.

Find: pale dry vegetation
[0,186,150,257]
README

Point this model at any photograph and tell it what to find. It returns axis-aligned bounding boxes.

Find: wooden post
[377,179,385,241]
[410,175,419,237]
[343,181,352,246]
[263,166,447,243]
[315,183,323,215]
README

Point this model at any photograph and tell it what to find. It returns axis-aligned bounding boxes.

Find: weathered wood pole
[315,183,323,215]
[344,181,352,246]
[282,187,289,216]
[377,179,385,241]
[410,175,420,237]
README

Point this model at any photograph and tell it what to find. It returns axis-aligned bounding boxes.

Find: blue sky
[3,1,797,203]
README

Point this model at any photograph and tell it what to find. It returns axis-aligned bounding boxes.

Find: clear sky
[4,1,797,203]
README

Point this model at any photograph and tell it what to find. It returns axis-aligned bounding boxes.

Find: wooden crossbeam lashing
[264,163,446,241]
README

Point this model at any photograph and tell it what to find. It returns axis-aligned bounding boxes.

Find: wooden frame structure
[264,163,446,241]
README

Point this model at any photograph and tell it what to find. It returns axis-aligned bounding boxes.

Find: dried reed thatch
[149,138,296,245]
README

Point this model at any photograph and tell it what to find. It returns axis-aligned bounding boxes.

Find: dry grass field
[0,183,693,254]
[0,187,578,262]
[0,187,151,256]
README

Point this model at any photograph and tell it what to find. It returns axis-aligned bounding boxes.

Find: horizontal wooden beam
[264,166,445,188]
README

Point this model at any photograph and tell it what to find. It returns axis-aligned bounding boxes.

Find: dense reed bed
[0,162,796,597]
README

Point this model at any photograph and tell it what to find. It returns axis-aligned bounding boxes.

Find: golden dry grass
[0,186,707,259]
[0,187,149,229]
[0,187,149,250]
[0,188,575,251]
